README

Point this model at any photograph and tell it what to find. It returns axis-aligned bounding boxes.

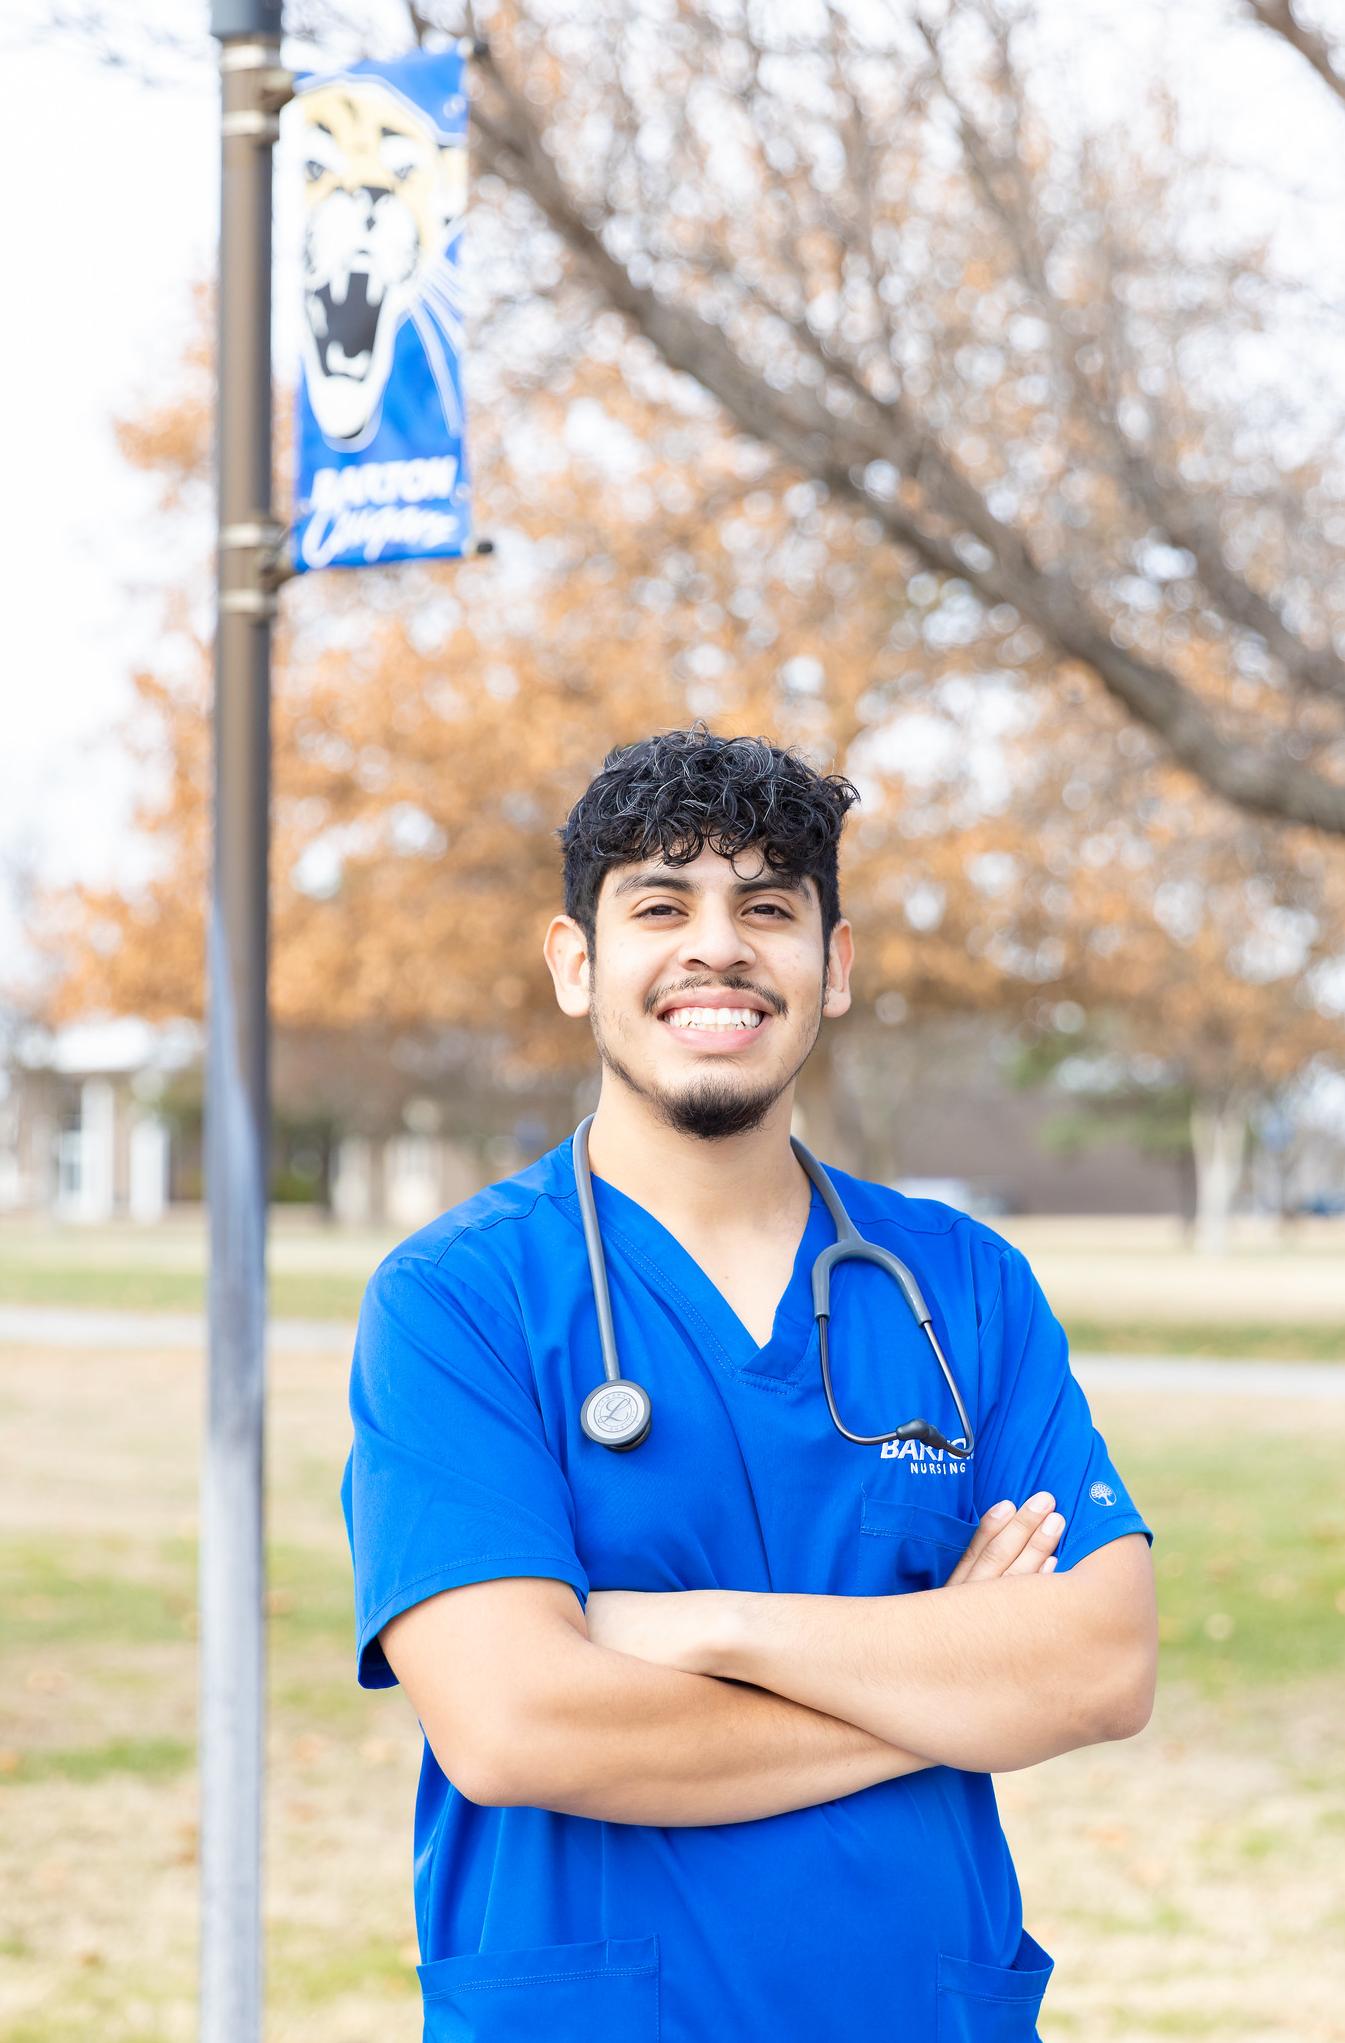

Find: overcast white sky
[2,0,1342,983]
[1,40,208,945]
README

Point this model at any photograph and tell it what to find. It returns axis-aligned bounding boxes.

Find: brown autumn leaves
[28,0,1345,1157]
[33,311,1345,1133]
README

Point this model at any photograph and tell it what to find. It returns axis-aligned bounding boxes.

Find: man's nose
[677,905,754,971]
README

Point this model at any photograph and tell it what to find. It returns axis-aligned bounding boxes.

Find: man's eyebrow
[611,868,808,899]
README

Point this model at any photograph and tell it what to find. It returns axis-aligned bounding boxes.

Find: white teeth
[366,272,385,306]
[664,1007,765,1030]
[328,268,350,307]
[328,342,372,375]
[308,294,328,336]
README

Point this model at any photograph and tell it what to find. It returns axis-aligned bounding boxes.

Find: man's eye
[634,903,789,918]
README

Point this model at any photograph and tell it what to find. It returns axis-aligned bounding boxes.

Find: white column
[77,1079,117,1221]
[331,1135,370,1225]
[129,1115,170,1221]
[388,1134,438,1227]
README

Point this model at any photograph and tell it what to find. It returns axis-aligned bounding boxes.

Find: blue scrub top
[342,1133,1153,2042]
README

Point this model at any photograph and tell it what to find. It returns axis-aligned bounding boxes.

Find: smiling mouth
[656,1008,772,1048]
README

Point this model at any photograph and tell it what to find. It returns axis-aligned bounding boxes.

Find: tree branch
[1245,0,1345,108]
[918,9,1345,709]
[471,41,1345,832]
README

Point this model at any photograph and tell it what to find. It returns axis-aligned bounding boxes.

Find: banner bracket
[257,69,296,114]
[220,40,295,110]
[219,47,293,147]
[221,518,292,613]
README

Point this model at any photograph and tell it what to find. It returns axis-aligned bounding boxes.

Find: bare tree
[38,0,1345,831]
[424,0,1345,834]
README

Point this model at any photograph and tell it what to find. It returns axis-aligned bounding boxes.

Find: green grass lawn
[1062,1319,1345,1361]
[0,1260,370,1321]
[1,1400,1340,1730]
[1,1345,1342,2042]
[2,1254,1344,1358]
[1122,1422,1345,1694]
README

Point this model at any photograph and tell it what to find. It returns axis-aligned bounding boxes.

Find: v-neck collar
[561,1135,837,1382]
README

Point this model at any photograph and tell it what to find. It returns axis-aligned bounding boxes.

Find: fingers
[947,1503,1015,1586]
[950,1493,1065,1585]
[1002,1504,1065,1575]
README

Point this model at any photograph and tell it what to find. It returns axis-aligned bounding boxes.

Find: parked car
[1289,1191,1345,1217]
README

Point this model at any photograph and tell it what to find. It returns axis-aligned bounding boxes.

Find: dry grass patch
[0,1344,1341,2040]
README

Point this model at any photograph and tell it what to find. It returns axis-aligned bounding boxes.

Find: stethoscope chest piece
[580,1378,652,1452]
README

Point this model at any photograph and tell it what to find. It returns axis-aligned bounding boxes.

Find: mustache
[647,981,785,1016]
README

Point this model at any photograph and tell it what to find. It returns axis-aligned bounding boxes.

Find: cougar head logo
[298,78,467,448]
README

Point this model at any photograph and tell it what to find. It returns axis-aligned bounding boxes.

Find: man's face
[561,842,853,1140]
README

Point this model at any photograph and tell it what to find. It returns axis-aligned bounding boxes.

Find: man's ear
[822,918,854,1019]
[543,914,592,1019]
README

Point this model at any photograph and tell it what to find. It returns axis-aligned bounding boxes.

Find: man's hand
[946,1494,1065,1586]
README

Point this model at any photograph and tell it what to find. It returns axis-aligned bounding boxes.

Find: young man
[342,724,1157,2042]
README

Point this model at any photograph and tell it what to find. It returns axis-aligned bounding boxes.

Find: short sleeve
[341,1250,590,1688]
[971,1244,1154,1573]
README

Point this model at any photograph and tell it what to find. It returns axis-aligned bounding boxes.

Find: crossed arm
[585,1530,1157,1774]
[381,1497,1157,1823]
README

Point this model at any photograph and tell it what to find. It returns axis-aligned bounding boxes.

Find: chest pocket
[858,1491,977,1594]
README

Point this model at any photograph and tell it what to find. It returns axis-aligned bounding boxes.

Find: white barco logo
[1089,1481,1118,1506]
[879,1437,970,1475]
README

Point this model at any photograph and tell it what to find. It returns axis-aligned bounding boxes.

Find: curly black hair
[557,721,860,957]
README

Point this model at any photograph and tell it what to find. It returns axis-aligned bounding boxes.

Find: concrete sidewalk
[1070,1354,1345,1399]
[1,1303,1342,1397]
[0,1305,351,1353]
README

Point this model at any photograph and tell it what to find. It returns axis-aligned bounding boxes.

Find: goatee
[596,1044,788,1140]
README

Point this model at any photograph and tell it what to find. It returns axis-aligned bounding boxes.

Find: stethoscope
[571,1113,975,1458]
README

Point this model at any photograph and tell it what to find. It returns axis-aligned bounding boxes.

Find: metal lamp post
[204,4,289,2037]
[200,16,481,2031]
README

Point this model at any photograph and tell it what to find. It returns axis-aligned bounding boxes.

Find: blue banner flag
[289,50,471,572]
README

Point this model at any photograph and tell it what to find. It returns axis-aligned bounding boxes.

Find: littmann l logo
[592,1390,639,1437]
[879,1437,970,1474]
[1089,1481,1117,1507]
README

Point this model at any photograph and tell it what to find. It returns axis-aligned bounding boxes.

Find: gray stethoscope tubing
[573,1115,654,1451]
[572,1112,975,1459]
